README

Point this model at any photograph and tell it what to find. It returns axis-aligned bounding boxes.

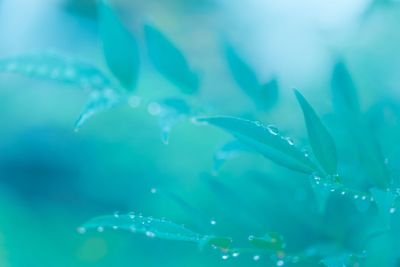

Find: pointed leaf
[144,24,199,94]
[98,0,140,90]
[79,213,202,242]
[248,233,285,251]
[225,43,278,110]
[196,116,318,174]
[331,61,360,116]
[295,90,338,175]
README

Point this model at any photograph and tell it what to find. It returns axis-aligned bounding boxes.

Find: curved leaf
[98,0,140,90]
[248,233,285,251]
[196,116,318,174]
[144,24,199,94]
[79,213,202,242]
[295,90,338,175]
[225,43,278,110]
[0,53,120,129]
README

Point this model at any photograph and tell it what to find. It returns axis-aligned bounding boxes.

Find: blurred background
[1,0,400,266]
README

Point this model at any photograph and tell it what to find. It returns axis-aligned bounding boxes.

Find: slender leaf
[295,90,338,175]
[98,0,140,90]
[144,24,199,94]
[225,43,278,110]
[196,116,318,174]
[248,233,285,251]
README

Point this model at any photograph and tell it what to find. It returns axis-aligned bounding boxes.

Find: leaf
[196,116,318,174]
[98,0,140,90]
[331,61,360,116]
[74,88,120,131]
[224,43,278,111]
[330,61,390,189]
[79,213,203,242]
[144,24,199,94]
[0,53,114,90]
[79,213,233,251]
[156,98,192,144]
[248,233,285,251]
[295,90,338,175]
[0,53,120,129]
[213,140,254,172]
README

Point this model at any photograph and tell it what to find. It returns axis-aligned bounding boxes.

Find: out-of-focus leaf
[98,0,140,90]
[295,90,338,175]
[156,98,192,144]
[74,88,119,131]
[248,233,285,251]
[213,140,254,172]
[225,43,278,111]
[330,60,390,189]
[331,61,360,116]
[0,53,120,129]
[0,53,113,90]
[144,24,199,94]
[196,116,318,174]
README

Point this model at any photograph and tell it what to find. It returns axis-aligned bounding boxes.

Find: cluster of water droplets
[77,212,203,243]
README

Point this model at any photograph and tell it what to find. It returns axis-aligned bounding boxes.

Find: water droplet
[129,226,137,232]
[150,188,157,194]
[267,125,279,135]
[129,212,135,219]
[77,227,86,234]
[210,219,217,225]
[354,195,359,199]
[232,252,240,257]
[112,225,118,230]
[341,191,346,195]
[390,207,396,214]
[283,136,294,145]
[145,231,155,238]
[128,95,141,108]
[361,196,367,200]
[277,260,285,266]
[248,235,254,241]
[114,211,120,218]
[253,255,260,261]
[222,255,229,260]
[148,102,162,116]
[97,226,104,232]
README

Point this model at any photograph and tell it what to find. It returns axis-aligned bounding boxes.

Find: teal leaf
[144,24,199,94]
[213,140,254,172]
[74,88,120,131]
[156,98,192,144]
[295,90,338,175]
[0,53,114,90]
[79,213,203,243]
[98,0,140,90]
[0,53,120,129]
[331,61,360,116]
[248,233,285,251]
[330,61,390,189]
[225,43,278,111]
[196,116,318,174]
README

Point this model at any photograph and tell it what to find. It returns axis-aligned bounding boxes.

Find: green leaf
[98,0,140,90]
[196,116,318,174]
[248,233,285,251]
[295,90,338,175]
[144,24,199,94]
[224,43,278,110]
[79,213,203,243]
